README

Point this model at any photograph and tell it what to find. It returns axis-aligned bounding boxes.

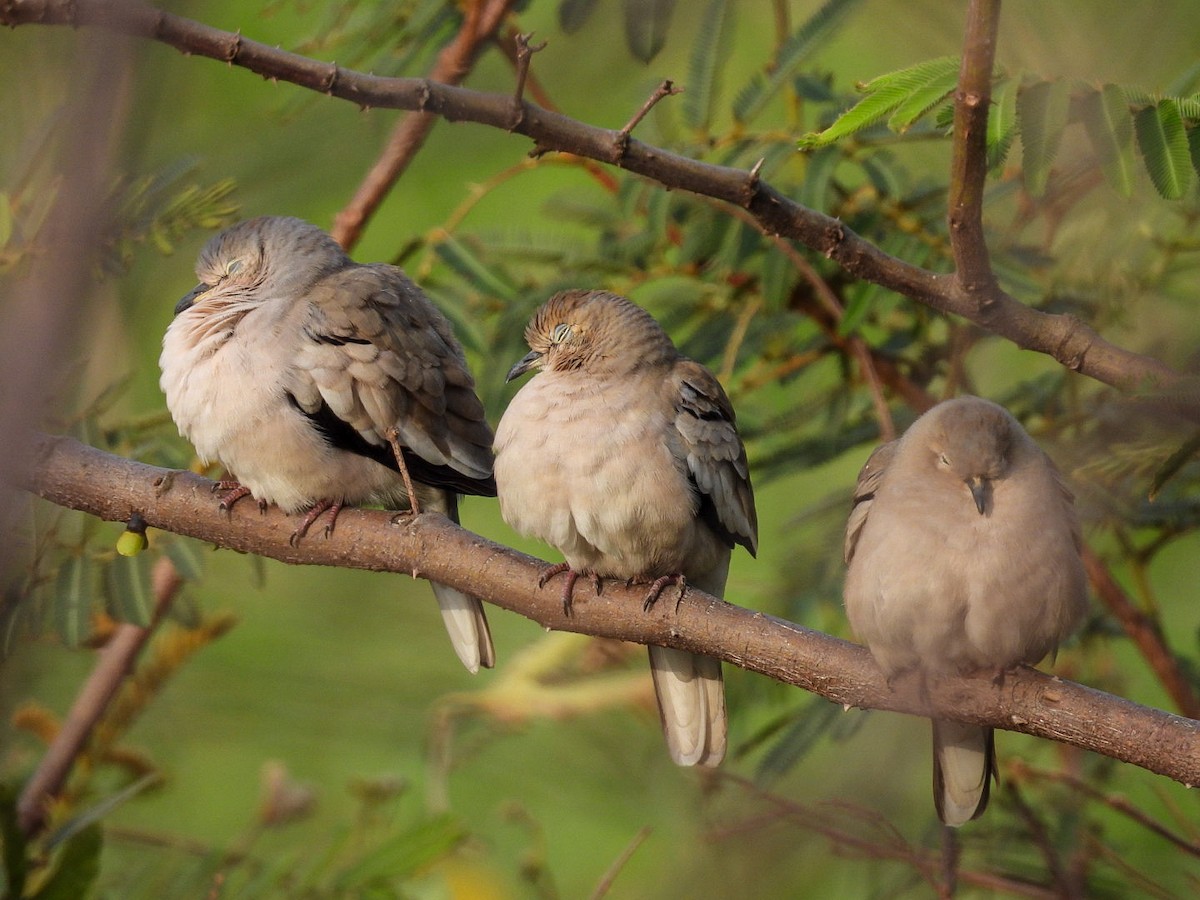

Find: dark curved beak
[506,349,542,383]
[966,476,989,515]
[174,283,209,316]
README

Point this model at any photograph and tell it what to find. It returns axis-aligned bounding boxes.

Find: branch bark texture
[19,434,1200,789]
[0,0,1179,392]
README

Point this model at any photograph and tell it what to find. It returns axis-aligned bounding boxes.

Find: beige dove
[494,290,758,767]
[159,216,496,673]
[843,396,1087,825]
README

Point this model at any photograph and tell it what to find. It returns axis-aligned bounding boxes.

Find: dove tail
[648,645,727,767]
[932,719,996,826]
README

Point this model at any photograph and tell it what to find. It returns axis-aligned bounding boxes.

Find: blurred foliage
[4,0,1200,898]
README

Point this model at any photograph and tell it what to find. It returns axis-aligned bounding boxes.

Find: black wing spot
[285,392,497,497]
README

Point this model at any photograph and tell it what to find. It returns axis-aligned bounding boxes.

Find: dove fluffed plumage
[843,396,1088,825]
[159,216,496,673]
[494,290,758,767]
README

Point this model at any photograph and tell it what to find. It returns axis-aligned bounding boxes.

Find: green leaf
[682,0,734,130]
[887,63,960,132]
[33,823,102,900]
[756,698,842,782]
[334,815,464,890]
[799,56,959,148]
[622,0,677,64]
[987,77,1019,169]
[798,144,843,209]
[54,557,93,649]
[760,246,797,311]
[1148,429,1200,501]
[1189,125,1200,179]
[164,537,206,582]
[1018,78,1071,196]
[558,0,600,33]
[1135,99,1193,199]
[433,235,519,303]
[734,0,864,124]
[106,553,153,627]
[1081,85,1136,197]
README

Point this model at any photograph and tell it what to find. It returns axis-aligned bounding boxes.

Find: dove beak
[506,350,543,383]
[967,476,989,515]
[174,283,210,316]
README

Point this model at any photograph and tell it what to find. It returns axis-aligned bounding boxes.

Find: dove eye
[551,323,573,343]
[223,258,244,278]
[938,452,951,467]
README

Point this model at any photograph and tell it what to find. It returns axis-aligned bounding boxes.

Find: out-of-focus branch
[0,0,1179,393]
[18,434,1200,789]
[330,0,517,250]
[16,557,180,836]
[1081,546,1200,720]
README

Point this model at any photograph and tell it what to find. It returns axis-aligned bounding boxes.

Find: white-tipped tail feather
[648,645,727,767]
[431,581,495,675]
[932,719,995,827]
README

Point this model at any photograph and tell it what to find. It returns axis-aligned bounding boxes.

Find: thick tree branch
[0,0,1179,392]
[17,434,1200,789]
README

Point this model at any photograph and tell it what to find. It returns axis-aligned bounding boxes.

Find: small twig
[1006,781,1081,898]
[1013,761,1200,859]
[331,0,517,250]
[384,427,421,516]
[511,31,546,109]
[619,78,682,137]
[1081,545,1200,719]
[18,556,180,837]
[588,825,652,900]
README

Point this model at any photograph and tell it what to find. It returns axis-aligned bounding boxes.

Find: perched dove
[159,216,497,673]
[843,396,1088,825]
[494,290,758,767]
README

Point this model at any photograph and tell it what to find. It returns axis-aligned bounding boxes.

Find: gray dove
[160,216,496,673]
[494,290,758,767]
[843,396,1088,825]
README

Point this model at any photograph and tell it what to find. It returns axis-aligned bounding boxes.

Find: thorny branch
[0,0,1179,391]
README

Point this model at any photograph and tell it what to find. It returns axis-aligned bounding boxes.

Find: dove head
[175,216,350,316]
[918,396,1017,515]
[506,290,677,382]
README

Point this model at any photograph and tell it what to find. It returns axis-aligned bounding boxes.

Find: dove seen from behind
[160,216,496,673]
[494,290,758,767]
[843,396,1088,825]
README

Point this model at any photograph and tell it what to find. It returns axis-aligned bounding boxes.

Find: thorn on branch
[510,32,547,128]
[741,157,765,208]
[323,62,340,96]
[224,30,242,65]
[418,79,432,112]
[823,221,845,259]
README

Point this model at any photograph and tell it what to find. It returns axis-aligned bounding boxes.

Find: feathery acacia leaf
[622,0,677,63]
[1135,99,1193,199]
[682,0,734,130]
[798,56,960,148]
[1081,85,1136,197]
[1017,78,1070,196]
[987,77,1019,169]
[733,0,864,124]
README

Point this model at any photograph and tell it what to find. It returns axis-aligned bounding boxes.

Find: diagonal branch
[18,434,1200,789]
[0,0,1179,393]
[330,0,517,250]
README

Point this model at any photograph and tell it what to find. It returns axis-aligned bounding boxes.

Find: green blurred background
[4,1,1200,897]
